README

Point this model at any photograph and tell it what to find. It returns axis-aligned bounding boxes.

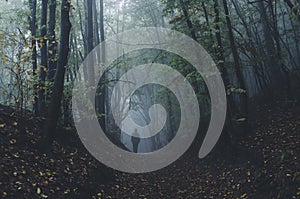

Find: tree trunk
[223,0,249,134]
[179,0,197,41]
[39,0,48,115]
[47,0,57,82]
[93,0,100,46]
[98,0,106,131]
[258,0,282,90]
[86,0,95,86]
[100,0,105,44]
[76,0,86,57]
[213,0,237,153]
[232,0,266,92]
[28,0,38,115]
[201,1,214,44]
[42,0,72,154]
[213,0,230,88]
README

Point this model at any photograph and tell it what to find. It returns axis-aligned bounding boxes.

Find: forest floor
[0,98,299,199]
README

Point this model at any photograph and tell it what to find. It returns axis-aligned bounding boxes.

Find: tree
[98,0,106,130]
[100,0,105,44]
[257,0,282,90]
[284,0,300,22]
[179,0,197,41]
[223,0,248,134]
[47,0,57,82]
[211,0,237,149]
[38,0,48,115]
[28,0,38,115]
[42,0,72,154]
[86,0,95,86]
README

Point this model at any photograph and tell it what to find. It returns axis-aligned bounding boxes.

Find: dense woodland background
[0,0,299,198]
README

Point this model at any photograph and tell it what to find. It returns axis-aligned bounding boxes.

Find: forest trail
[0,99,299,199]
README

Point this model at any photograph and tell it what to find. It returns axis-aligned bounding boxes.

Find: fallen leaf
[37,187,41,194]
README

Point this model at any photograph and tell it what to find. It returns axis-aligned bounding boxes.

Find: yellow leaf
[286,173,291,177]
[2,58,8,63]
[0,124,5,128]
[12,122,18,126]
[41,66,47,72]
[13,153,19,158]
[48,50,53,54]
[64,189,70,194]
[236,118,246,122]
[10,139,16,144]
[37,187,41,194]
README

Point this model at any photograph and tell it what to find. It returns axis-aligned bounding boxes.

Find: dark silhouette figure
[131,129,140,153]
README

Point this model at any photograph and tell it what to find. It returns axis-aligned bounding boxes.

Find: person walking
[131,129,140,153]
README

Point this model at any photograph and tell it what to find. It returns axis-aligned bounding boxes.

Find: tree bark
[47,0,57,82]
[98,0,106,131]
[100,0,105,43]
[86,0,95,86]
[223,0,249,133]
[258,0,282,89]
[179,0,197,41]
[28,0,38,115]
[213,0,237,152]
[42,0,72,154]
[39,0,48,115]
[231,0,266,92]
[93,0,100,46]
[76,0,86,56]
[213,0,229,86]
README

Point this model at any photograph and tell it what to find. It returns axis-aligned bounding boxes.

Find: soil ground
[0,99,299,198]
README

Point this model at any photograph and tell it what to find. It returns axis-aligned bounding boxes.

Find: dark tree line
[2,0,299,155]
[163,0,300,152]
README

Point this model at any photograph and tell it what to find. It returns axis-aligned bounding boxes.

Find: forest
[0,0,299,198]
